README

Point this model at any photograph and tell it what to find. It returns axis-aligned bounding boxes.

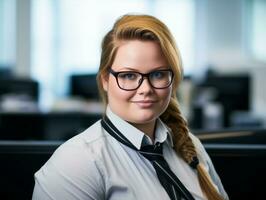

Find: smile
[131,100,158,108]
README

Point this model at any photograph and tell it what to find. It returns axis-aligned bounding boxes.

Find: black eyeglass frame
[109,68,174,91]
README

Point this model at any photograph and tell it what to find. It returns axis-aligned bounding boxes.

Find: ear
[101,73,109,92]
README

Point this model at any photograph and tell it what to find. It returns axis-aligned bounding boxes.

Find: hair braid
[161,97,224,200]
[161,97,197,164]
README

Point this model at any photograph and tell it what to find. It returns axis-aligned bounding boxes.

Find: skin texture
[102,40,172,140]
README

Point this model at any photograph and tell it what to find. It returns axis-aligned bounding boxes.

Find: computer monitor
[199,74,250,127]
[69,73,100,100]
[0,78,39,101]
[0,67,12,78]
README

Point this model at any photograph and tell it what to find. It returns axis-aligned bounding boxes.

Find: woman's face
[102,40,172,126]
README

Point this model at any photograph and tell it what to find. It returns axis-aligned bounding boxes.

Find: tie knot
[141,142,162,152]
[139,143,164,161]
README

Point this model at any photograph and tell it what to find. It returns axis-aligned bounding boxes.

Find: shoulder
[188,132,206,159]
[50,120,106,159]
[33,120,108,199]
[42,120,108,172]
[188,132,211,172]
[188,132,217,172]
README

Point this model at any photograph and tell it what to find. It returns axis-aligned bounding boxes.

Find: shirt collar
[155,119,174,147]
[106,106,174,149]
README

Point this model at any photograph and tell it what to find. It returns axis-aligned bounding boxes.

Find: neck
[130,120,156,142]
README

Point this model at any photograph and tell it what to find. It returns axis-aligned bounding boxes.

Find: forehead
[112,40,168,71]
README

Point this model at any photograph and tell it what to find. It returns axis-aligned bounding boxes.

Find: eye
[118,72,138,80]
[150,71,165,79]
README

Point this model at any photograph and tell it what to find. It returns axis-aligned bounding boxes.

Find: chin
[131,112,158,124]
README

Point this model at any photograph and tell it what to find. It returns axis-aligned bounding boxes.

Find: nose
[137,77,153,93]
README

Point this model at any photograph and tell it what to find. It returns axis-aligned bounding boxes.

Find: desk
[1,111,265,143]
[0,111,102,140]
[195,127,266,144]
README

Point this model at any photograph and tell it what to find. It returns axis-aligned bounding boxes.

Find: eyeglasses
[109,68,174,91]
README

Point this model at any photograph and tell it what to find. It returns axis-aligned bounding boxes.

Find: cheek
[158,88,172,114]
[107,78,134,103]
[158,87,172,102]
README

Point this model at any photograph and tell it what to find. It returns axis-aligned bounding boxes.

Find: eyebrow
[114,66,170,72]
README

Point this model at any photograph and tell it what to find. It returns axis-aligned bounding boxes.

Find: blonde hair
[97,14,224,200]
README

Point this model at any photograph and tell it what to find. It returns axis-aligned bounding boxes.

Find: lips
[132,100,158,108]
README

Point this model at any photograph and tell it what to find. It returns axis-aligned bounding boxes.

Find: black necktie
[101,116,195,200]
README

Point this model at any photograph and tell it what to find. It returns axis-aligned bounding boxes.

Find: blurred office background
[1,0,266,199]
[1,0,266,140]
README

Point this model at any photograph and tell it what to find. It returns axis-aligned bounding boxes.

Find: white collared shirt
[33,107,228,200]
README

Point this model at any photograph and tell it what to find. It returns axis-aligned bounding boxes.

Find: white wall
[195,0,247,70]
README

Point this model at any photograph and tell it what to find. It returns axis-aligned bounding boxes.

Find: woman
[33,14,228,200]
